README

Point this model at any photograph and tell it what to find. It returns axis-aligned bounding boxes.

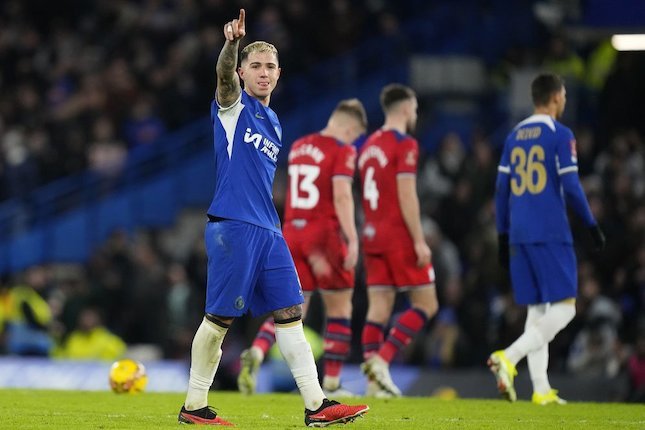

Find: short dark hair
[380,83,415,113]
[334,98,368,130]
[531,73,564,107]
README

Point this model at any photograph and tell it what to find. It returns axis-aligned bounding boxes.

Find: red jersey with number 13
[358,129,419,252]
[284,133,356,223]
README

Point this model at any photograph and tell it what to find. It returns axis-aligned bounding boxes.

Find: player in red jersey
[358,84,439,397]
[238,99,367,397]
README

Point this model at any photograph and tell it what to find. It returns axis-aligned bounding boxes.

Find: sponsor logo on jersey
[255,112,265,120]
[244,128,280,162]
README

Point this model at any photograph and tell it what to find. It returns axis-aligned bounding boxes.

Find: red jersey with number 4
[284,133,356,223]
[358,129,419,252]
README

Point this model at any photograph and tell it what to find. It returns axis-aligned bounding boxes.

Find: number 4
[363,166,380,210]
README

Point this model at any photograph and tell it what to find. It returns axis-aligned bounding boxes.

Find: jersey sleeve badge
[405,150,417,166]
[569,139,578,163]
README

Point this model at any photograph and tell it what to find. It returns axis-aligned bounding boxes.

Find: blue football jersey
[207,91,283,233]
[497,114,581,244]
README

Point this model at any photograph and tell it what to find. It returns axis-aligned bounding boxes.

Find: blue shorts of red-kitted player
[509,242,577,305]
[204,218,304,317]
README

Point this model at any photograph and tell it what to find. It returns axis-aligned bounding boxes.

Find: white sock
[275,321,325,411]
[525,305,551,394]
[506,302,575,365]
[184,318,228,410]
[322,375,340,391]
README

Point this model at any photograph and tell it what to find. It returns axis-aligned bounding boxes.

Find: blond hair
[240,41,279,64]
[333,98,368,130]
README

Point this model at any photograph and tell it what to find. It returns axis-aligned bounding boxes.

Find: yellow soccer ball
[109,359,148,394]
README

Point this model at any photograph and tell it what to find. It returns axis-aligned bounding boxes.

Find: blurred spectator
[419,132,467,216]
[315,0,364,57]
[598,52,645,144]
[424,306,460,368]
[123,95,166,148]
[162,262,201,359]
[460,134,496,212]
[122,235,168,345]
[1,129,39,200]
[567,317,620,378]
[87,115,127,178]
[586,39,617,92]
[423,217,461,289]
[542,33,585,123]
[3,266,54,356]
[567,275,622,377]
[573,126,597,177]
[0,281,8,353]
[542,33,585,81]
[52,306,126,360]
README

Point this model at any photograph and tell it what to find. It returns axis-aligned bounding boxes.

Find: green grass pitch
[0,389,642,429]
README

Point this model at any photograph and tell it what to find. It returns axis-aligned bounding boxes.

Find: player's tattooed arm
[215,42,241,107]
[216,9,245,107]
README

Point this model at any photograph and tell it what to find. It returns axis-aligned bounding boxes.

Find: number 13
[288,164,320,209]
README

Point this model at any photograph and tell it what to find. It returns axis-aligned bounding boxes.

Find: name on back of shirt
[358,146,388,169]
[288,143,325,163]
[515,126,542,141]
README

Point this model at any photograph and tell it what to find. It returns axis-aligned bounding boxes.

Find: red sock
[379,308,428,363]
[251,318,275,356]
[323,318,352,379]
[362,321,385,361]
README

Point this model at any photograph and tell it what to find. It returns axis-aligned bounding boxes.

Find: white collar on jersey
[514,114,555,132]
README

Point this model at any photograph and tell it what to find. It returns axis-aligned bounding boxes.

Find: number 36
[511,145,547,196]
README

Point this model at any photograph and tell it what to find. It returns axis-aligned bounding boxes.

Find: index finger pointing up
[238,9,245,26]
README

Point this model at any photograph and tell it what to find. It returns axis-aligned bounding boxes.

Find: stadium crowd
[0,0,392,200]
[0,0,643,402]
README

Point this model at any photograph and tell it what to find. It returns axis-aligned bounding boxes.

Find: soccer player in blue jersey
[177,9,368,427]
[488,73,605,405]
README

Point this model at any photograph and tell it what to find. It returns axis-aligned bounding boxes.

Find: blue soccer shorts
[509,242,577,305]
[204,219,304,317]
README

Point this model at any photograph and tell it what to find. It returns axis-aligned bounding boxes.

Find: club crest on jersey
[363,223,376,240]
[245,128,279,162]
[405,150,417,166]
